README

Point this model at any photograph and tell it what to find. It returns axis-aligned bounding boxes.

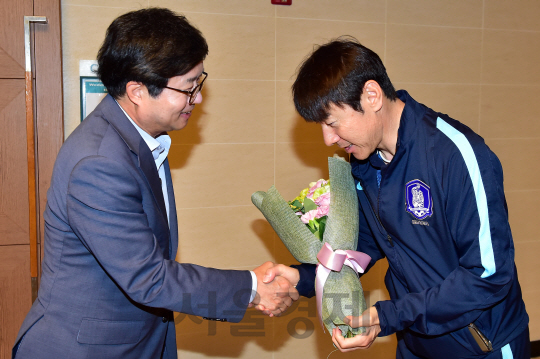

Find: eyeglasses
[164,71,208,105]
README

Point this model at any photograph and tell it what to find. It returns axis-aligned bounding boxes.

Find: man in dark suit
[13,8,298,359]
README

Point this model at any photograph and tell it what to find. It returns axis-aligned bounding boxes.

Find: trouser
[397,326,530,359]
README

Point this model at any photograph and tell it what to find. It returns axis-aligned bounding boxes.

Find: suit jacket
[14,95,252,359]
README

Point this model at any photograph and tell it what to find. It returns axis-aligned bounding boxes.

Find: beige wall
[61,0,540,357]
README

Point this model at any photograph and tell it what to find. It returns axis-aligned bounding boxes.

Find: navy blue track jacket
[294,90,528,358]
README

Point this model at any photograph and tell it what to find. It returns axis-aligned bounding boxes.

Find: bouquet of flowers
[251,155,371,338]
[289,179,330,241]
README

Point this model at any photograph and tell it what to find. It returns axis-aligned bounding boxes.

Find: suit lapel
[97,95,171,258]
[164,159,178,260]
[137,140,170,259]
[137,139,168,224]
[99,95,169,223]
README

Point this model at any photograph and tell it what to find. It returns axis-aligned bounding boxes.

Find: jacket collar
[353,90,427,174]
[394,89,427,154]
[97,95,143,156]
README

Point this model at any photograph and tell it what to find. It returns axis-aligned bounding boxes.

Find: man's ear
[363,80,383,112]
[124,81,146,106]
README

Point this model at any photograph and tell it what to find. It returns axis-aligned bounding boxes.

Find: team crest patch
[405,179,433,220]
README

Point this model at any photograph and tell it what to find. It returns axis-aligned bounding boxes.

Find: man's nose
[193,91,203,104]
[322,125,339,147]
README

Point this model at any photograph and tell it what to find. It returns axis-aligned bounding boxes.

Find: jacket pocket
[77,318,145,345]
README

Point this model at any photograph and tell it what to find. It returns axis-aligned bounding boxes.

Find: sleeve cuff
[249,270,257,303]
[291,264,317,298]
[374,301,393,337]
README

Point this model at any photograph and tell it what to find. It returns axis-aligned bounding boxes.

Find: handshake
[249,262,300,317]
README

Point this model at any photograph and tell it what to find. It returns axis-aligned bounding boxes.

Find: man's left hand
[332,306,381,352]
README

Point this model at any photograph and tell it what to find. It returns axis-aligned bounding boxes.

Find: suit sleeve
[376,134,516,336]
[66,155,252,322]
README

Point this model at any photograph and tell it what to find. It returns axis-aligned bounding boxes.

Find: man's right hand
[250,262,300,317]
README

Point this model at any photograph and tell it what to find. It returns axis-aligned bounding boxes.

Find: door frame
[33,0,64,280]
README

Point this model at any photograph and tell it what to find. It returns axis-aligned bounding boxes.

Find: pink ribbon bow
[315,242,371,332]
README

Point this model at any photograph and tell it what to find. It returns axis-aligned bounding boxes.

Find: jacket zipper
[359,179,394,247]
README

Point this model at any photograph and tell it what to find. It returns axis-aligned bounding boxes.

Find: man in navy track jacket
[267,37,530,358]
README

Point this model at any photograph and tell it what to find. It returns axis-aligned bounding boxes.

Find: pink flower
[316,205,329,218]
[307,179,327,199]
[300,209,318,224]
[314,191,330,207]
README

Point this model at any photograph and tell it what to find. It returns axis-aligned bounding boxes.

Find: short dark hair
[292,36,397,123]
[97,7,208,99]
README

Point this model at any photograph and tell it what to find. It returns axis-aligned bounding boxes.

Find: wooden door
[0,1,34,357]
[0,0,63,357]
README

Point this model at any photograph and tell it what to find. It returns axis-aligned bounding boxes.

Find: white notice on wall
[79,60,107,121]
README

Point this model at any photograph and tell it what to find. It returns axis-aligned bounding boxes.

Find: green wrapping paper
[251,155,367,336]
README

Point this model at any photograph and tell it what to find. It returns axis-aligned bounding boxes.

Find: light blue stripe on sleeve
[357,182,363,190]
[436,117,496,278]
[501,343,514,359]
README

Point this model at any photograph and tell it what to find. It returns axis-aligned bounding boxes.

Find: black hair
[292,36,397,123]
[97,7,208,98]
